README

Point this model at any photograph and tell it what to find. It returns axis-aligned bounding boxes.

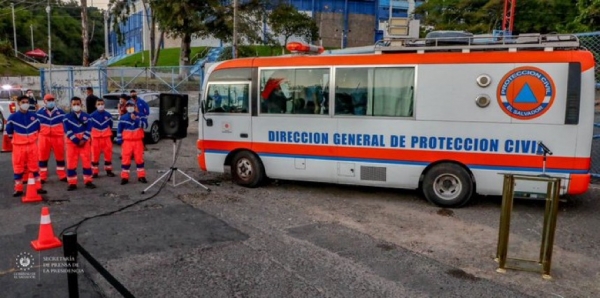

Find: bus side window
[259,68,329,115]
[334,67,414,117]
[206,84,249,114]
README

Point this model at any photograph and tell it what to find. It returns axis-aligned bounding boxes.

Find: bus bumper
[567,173,591,195]
[197,140,207,171]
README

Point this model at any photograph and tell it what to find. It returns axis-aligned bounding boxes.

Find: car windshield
[0,90,23,100]
[102,95,120,109]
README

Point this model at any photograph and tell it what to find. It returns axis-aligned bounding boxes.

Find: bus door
[202,81,252,152]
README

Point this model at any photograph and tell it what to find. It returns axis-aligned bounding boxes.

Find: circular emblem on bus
[496,67,555,120]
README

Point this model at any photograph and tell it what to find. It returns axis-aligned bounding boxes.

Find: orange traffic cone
[31,207,62,251]
[22,173,42,203]
[1,129,12,153]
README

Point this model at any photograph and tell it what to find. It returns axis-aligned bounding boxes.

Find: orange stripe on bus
[198,140,590,171]
[215,51,595,73]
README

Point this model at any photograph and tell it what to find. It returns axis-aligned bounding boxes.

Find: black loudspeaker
[159,93,188,139]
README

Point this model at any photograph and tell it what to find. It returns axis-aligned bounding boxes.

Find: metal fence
[575,32,600,181]
[40,66,204,113]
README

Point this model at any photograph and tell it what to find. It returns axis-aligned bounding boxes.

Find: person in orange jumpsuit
[36,93,67,183]
[62,97,96,191]
[6,96,47,196]
[90,98,115,177]
[115,100,147,185]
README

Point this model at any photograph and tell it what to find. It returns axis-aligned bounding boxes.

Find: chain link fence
[575,32,600,181]
[40,66,204,115]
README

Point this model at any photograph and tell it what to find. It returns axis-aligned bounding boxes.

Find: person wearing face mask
[36,94,67,183]
[5,96,47,196]
[62,97,96,191]
[129,90,149,129]
[115,100,147,185]
[90,98,115,178]
[25,89,39,112]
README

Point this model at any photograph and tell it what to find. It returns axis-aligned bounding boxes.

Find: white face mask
[126,107,135,113]
[72,105,81,112]
[96,105,105,111]
[20,103,30,111]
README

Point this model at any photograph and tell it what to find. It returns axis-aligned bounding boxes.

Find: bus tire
[422,163,473,208]
[231,151,265,188]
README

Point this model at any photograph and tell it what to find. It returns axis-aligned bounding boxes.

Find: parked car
[0,85,25,131]
[102,91,163,144]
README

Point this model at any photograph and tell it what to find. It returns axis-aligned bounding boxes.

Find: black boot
[106,171,115,177]
[85,182,97,189]
[138,177,148,184]
[13,191,23,197]
[67,184,77,191]
[121,179,128,185]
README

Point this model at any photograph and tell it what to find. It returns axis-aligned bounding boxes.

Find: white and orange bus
[196,34,595,207]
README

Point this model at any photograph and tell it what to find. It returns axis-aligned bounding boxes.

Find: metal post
[46,3,51,65]
[495,174,562,279]
[142,8,146,64]
[11,3,17,57]
[232,0,238,59]
[30,24,34,51]
[104,10,109,58]
[63,232,80,298]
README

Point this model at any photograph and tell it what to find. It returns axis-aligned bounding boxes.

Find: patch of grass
[109,44,342,67]
[0,53,39,76]
[109,47,209,67]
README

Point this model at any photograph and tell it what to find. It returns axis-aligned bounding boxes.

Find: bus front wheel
[422,163,473,208]
[231,151,265,188]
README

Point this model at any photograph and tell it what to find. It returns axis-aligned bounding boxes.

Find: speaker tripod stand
[142,139,211,194]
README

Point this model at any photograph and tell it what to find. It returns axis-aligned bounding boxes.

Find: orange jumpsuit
[62,111,93,186]
[115,112,145,180]
[5,111,41,192]
[36,107,66,181]
[90,110,114,175]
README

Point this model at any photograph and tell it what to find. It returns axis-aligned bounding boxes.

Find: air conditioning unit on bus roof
[386,18,420,39]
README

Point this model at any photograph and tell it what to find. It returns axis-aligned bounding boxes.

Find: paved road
[0,123,598,297]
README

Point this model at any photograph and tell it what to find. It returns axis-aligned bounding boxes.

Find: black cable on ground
[59,139,184,238]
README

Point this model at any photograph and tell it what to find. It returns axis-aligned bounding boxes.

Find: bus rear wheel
[231,151,265,188]
[422,163,473,208]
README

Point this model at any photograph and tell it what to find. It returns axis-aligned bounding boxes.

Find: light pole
[30,24,34,51]
[11,2,17,57]
[46,4,51,65]
[104,10,109,58]
[232,0,238,59]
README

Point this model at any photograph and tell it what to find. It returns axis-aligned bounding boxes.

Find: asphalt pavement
[0,123,597,297]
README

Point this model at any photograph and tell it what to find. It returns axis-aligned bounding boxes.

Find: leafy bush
[0,40,13,56]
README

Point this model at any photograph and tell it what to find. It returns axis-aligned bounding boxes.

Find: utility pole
[232,0,237,59]
[46,3,51,65]
[104,10,109,58]
[81,0,90,66]
[142,7,146,64]
[30,24,34,51]
[11,3,17,57]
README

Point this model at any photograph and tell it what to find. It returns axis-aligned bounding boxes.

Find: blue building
[107,0,423,58]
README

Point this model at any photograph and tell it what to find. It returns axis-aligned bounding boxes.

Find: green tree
[0,0,105,66]
[415,0,579,34]
[568,0,600,32]
[268,3,319,53]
